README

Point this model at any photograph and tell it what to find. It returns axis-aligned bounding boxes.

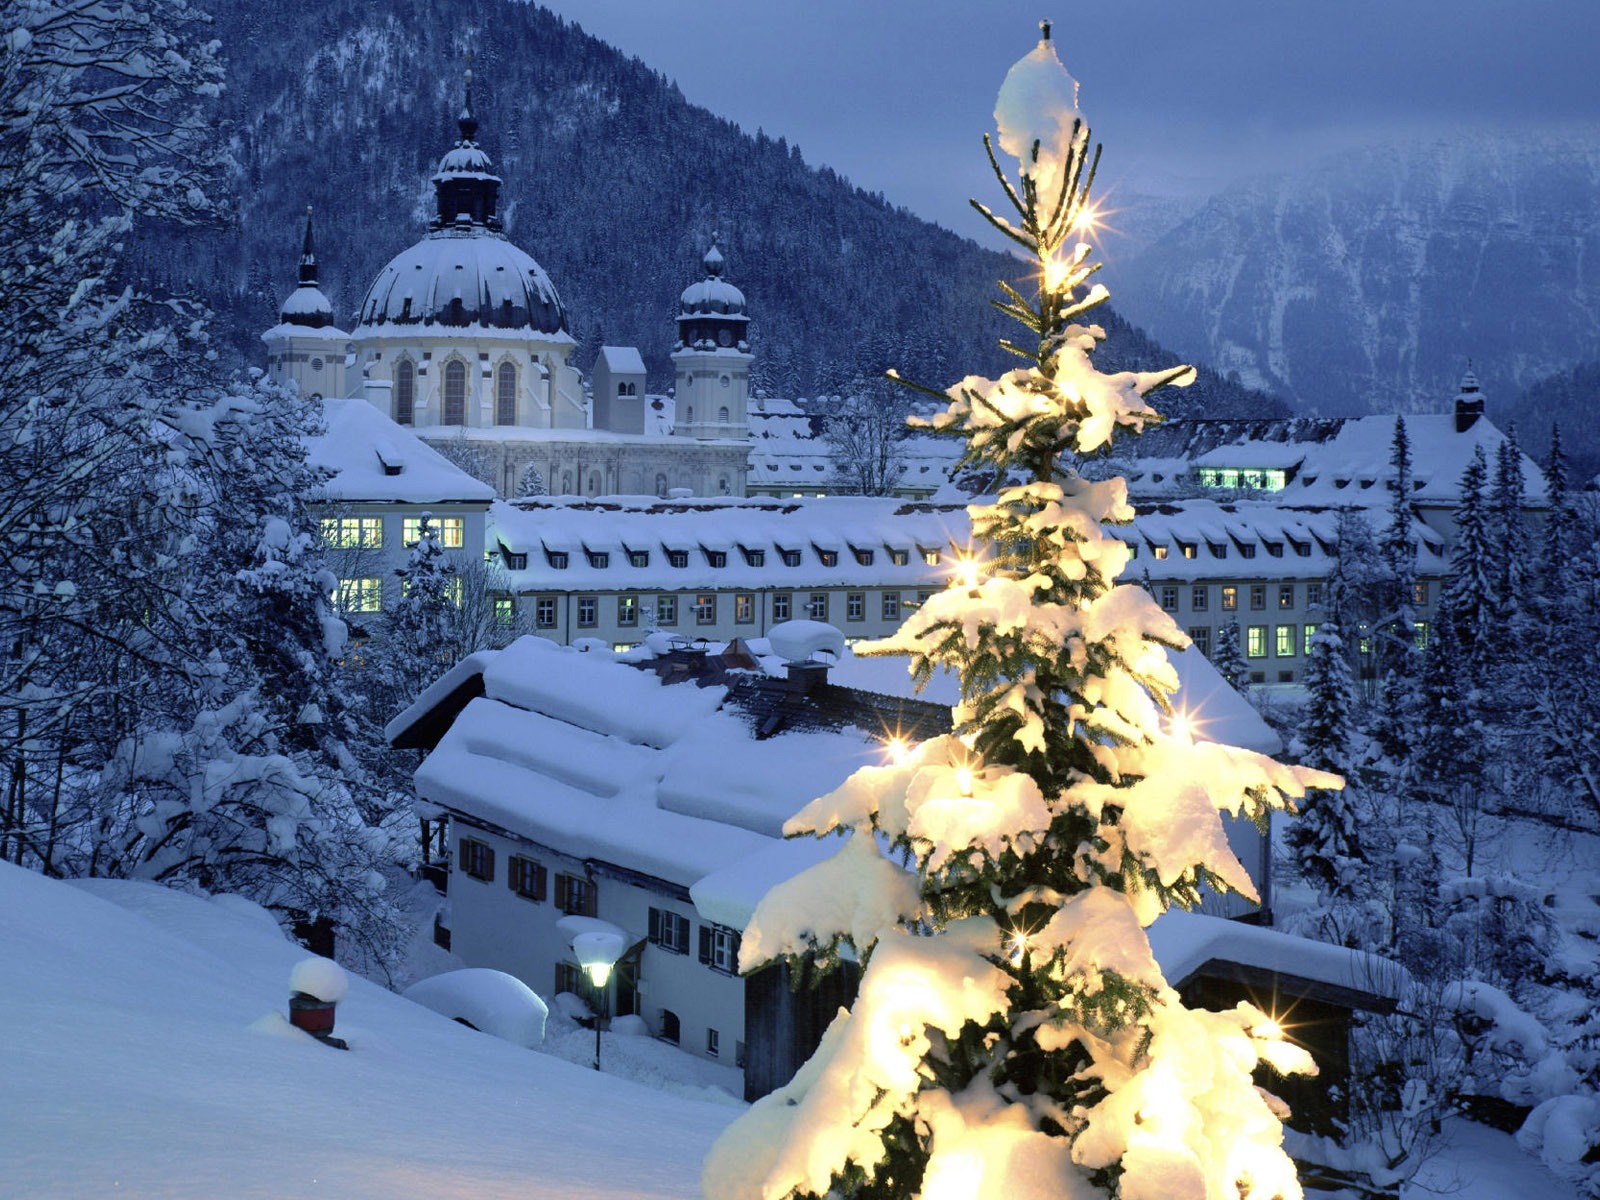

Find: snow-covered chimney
[288,958,349,1051]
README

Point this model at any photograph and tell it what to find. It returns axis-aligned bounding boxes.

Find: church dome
[354,229,568,335]
[678,237,747,317]
[352,66,568,337]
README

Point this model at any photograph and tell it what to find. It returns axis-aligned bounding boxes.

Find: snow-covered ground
[0,856,1584,1198]
[0,861,736,1198]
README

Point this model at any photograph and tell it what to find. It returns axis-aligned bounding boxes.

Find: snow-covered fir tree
[1445,446,1496,670]
[1211,620,1250,694]
[705,28,1331,1200]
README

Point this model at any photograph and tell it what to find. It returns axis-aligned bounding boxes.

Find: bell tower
[262,206,349,401]
[670,234,752,442]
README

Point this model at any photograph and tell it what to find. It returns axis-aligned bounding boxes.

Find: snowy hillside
[0,861,734,1198]
[1114,133,1600,418]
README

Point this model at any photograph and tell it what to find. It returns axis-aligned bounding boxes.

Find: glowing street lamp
[572,930,625,1071]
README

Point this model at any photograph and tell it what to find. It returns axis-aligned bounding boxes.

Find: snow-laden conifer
[704,26,1333,1200]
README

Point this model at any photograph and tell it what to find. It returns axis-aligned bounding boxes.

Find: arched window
[718,406,730,423]
[444,360,467,425]
[395,359,415,426]
[685,406,694,424]
[496,362,517,426]
[617,382,628,397]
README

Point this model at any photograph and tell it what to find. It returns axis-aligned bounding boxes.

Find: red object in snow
[289,991,337,1036]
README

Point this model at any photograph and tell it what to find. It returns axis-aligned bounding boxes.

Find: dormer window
[889,549,909,566]
[1178,542,1196,560]
[628,549,649,568]
[1264,542,1284,558]
[546,550,569,569]
[779,548,802,567]
[815,548,838,567]
[740,547,765,567]
[704,550,727,568]
[1208,542,1227,559]
[585,549,610,569]
[920,548,940,566]
[667,549,689,569]
[853,548,875,566]
[1238,543,1257,559]
[1152,545,1169,560]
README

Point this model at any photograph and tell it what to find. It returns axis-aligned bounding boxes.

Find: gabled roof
[308,399,495,505]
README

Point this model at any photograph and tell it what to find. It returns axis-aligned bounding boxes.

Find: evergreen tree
[517,462,548,498]
[1213,620,1250,694]
[1288,588,1362,901]
[705,29,1329,1199]
[1489,428,1531,655]
[1444,446,1495,670]
[1369,418,1418,761]
[1536,424,1573,629]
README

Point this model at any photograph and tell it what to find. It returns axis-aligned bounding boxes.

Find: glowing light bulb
[1254,1017,1284,1040]
[884,735,911,766]
[1073,203,1102,236]
[953,555,981,590]
[1042,255,1070,293]
[954,766,975,797]
[1168,709,1193,743]
[1008,931,1029,964]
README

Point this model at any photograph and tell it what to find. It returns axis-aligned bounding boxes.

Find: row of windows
[1187,621,1432,661]
[334,575,465,614]
[394,359,521,428]
[1153,580,1430,615]
[322,516,466,551]
[537,589,921,630]
[539,544,940,571]
[646,906,740,974]
[459,839,601,916]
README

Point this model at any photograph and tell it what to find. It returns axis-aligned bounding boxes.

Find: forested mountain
[1112,134,1600,420]
[1497,360,1600,484]
[127,0,1282,416]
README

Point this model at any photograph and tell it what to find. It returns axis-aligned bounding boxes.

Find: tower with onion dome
[262,207,350,401]
[671,234,752,447]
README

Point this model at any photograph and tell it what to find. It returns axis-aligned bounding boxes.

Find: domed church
[263,69,752,500]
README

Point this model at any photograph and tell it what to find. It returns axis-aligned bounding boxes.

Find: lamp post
[572,930,624,1072]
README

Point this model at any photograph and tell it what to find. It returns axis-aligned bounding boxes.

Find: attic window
[627,549,649,568]
[667,549,689,569]
[1265,542,1284,558]
[853,548,875,566]
[585,549,610,569]
[889,549,909,566]
[1290,540,1311,558]
[815,548,839,567]
[920,547,941,566]
[1177,542,1196,560]
[1152,545,1169,560]
[546,550,569,569]
[1208,542,1227,559]
[704,549,727,568]
[502,551,528,571]
[779,548,802,567]
[1237,543,1257,559]
[741,547,765,567]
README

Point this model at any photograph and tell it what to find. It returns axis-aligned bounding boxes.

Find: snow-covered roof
[308,399,495,505]
[599,345,647,374]
[487,496,969,591]
[746,402,955,492]
[353,227,568,338]
[406,636,882,891]
[1121,414,1546,509]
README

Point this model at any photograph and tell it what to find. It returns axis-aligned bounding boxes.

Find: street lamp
[572,930,624,1072]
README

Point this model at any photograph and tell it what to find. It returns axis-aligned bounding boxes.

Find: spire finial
[1040,18,1051,41]
[703,231,725,278]
[298,204,317,285]
[458,48,479,143]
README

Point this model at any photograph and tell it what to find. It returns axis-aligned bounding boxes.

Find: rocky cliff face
[1113,135,1600,418]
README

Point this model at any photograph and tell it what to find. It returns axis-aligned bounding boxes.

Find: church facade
[263,73,752,501]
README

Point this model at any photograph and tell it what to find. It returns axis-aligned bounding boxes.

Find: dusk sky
[535,0,1600,246]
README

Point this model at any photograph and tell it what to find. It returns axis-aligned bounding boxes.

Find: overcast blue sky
[534,0,1600,242]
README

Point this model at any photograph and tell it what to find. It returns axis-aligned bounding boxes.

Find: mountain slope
[128,0,1282,418]
[1112,135,1600,416]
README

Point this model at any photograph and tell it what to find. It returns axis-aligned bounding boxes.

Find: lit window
[1275,625,1295,657]
[922,549,940,566]
[320,517,383,549]
[535,597,557,628]
[336,577,383,613]
[846,592,865,621]
[657,595,677,625]
[493,596,515,627]
[1415,621,1430,650]
[617,595,638,626]
[1152,545,1169,560]
[1414,582,1429,606]
[890,549,909,566]
[806,592,827,620]
[772,594,791,621]
[1303,624,1318,655]
[1191,585,1208,611]
[1246,626,1268,658]
[1278,585,1294,610]
[882,592,900,621]
[816,548,838,567]
[1221,586,1238,611]
[695,594,716,625]
[577,596,597,627]
[734,593,754,624]
[1179,543,1196,559]
[403,517,464,548]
